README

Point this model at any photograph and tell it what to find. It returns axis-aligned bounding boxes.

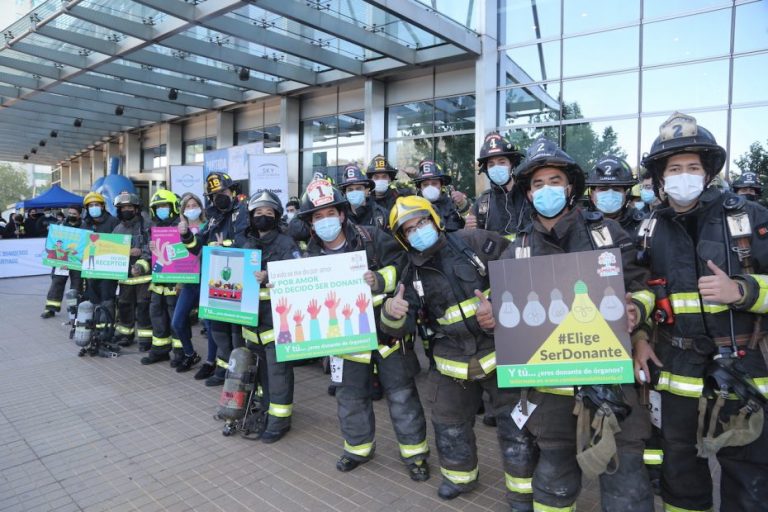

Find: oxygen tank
[217,347,256,421]
[73,301,94,347]
[65,289,79,323]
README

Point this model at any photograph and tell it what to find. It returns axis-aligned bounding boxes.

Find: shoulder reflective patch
[482,239,497,254]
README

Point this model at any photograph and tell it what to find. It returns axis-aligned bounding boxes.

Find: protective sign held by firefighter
[490,249,633,387]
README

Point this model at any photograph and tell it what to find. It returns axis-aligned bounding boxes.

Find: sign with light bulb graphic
[490,249,633,388]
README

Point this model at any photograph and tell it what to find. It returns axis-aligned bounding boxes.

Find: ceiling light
[168,88,178,100]
[115,105,124,116]
[74,118,83,127]
[238,66,250,81]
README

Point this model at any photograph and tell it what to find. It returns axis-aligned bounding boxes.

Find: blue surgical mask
[488,165,511,186]
[313,216,342,242]
[532,185,567,218]
[184,208,201,221]
[640,188,656,204]
[407,224,439,252]
[156,207,171,220]
[594,190,624,214]
[373,179,390,194]
[634,201,646,210]
[88,206,102,218]
[346,190,366,207]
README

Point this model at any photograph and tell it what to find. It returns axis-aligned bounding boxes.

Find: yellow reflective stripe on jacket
[657,371,703,398]
[372,294,386,307]
[268,403,293,418]
[440,466,478,484]
[344,440,373,457]
[479,352,496,374]
[436,289,490,326]
[342,352,373,364]
[434,356,468,379]
[242,326,259,343]
[259,330,275,344]
[399,439,429,458]
[753,377,768,398]
[662,503,713,512]
[149,283,177,295]
[534,502,575,512]
[747,275,768,314]
[378,341,400,359]
[136,259,150,272]
[216,357,228,369]
[259,288,271,301]
[505,474,533,494]
[669,292,728,314]
[120,275,152,285]
[377,265,397,294]
[536,386,574,396]
[152,336,171,347]
[171,338,182,349]
[184,237,197,249]
[503,233,516,242]
[643,449,663,465]
[115,325,135,335]
[632,289,655,320]
[137,328,153,338]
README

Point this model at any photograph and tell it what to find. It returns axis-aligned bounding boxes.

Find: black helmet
[576,384,632,422]
[477,132,524,174]
[733,172,762,193]
[205,172,235,196]
[366,154,398,179]
[413,159,452,186]
[586,155,637,188]
[286,195,300,209]
[515,137,585,200]
[702,357,767,409]
[248,190,283,217]
[641,112,726,188]
[298,178,348,220]
[340,164,374,190]
[113,190,140,208]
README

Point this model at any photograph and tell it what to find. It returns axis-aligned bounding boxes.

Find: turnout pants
[337,344,428,465]
[84,278,117,329]
[115,282,151,344]
[211,320,244,375]
[45,269,82,312]
[149,284,180,356]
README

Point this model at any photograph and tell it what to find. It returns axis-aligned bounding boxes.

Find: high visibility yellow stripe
[136,259,149,272]
[46,300,62,307]
[534,502,575,512]
[377,265,397,294]
[259,289,271,301]
[399,439,428,458]
[505,474,533,494]
[536,387,574,396]
[437,289,490,326]
[259,330,275,344]
[434,356,468,379]
[216,358,228,369]
[341,352,372,364]
[184,238,197,249]
[242,326,259,343]
[378,341,400,359]
[137,329,153,338]
[504,233,516,242]
[752,377,768,398]
[479,351,496,374]
[372,294,386,307]
[663,503,712,512]
[115,325,135,335]
[268,403,293,418]
[171,338,182,349]
[643,449,664,465]
[657,372,703,398]
[631,290,655,320]
[152,336,171,347]
[344,440,373,457]
[747,275,768,314]
[440,466,478,484]
[120,275,152,285]
[669,292,728,314]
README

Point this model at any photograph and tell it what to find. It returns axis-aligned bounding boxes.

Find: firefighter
[732,171,763,202]
[299,178,430,481]
[495,138,655,511]
[240,191,301,443]
[586,155,647,236]
[412,159,466,232]
[112,191,152,350]
[383,195,518,502]
[79,192,120,331]
[41,204,84,318]
[179,172,249,386]
[142,189,182,366]
[365,154,415,214]
[465,132,530,240]
[339,164,388,230]
[634,112,768,512]
[282,196,300,224]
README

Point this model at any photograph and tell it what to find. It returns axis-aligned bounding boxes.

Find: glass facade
[235,126,281,153]
[183,137,216,164]
[497,0,768,175]
[300,112,365,190]
[141,144,167,171]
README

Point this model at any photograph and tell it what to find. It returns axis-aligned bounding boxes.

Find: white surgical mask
[664,173,704,208]
[285,211,296,222]
[421,185,441,202]
[373,179,389,194]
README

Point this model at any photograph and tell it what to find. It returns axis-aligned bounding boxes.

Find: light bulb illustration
[599,286,624,322]
[498,291,520,328]
[571,280,598,323]
[548,288,569,325]
[522,291,546,326]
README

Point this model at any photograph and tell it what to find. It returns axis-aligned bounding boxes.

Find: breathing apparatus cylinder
[65,289,79,323]
[73,301,94,347]
[217,347,257,421]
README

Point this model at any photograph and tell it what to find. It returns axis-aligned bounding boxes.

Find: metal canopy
[0,0,480,166]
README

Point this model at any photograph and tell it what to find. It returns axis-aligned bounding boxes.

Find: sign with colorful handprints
[268,251,379,362]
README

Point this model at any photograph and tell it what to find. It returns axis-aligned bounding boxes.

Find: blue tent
[18,184,84,209]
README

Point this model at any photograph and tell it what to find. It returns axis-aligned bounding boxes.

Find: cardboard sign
[198,246,261,326]
[80,232,131,280]
[43,225,87,270]
[268,251,378,362]
[150,227,200,283]
[490,249,633,387]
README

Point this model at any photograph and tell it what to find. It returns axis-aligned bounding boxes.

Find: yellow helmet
[150,189,180,216]
[389,195,443,249]
[83,191,106,207]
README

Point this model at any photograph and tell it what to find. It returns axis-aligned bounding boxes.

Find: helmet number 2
[672,124,683,138]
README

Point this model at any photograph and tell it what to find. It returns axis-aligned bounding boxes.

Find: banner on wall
[170,165,205,201]
[268,251,379,362]
[203,142,264,182]
[0,238,49,278]
[490,249,634,388]
[198,246,262,326]
[150,227,200,283]
[248,153,289,207]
